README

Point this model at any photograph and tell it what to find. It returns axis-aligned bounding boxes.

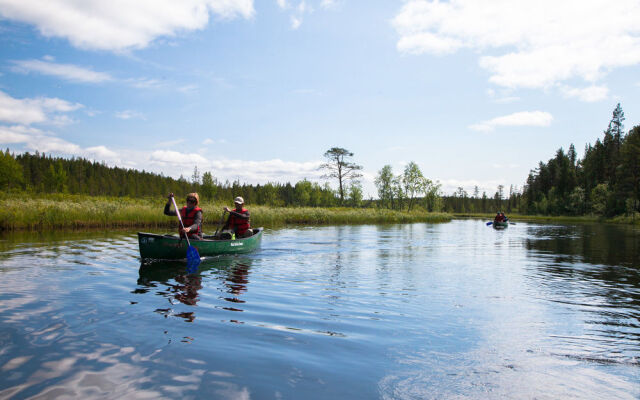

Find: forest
[522,104,639,217]
[0,103,637,219]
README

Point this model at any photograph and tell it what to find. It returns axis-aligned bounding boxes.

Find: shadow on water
[136,256,252,322]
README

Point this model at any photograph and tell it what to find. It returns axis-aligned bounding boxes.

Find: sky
[1,0,639,199]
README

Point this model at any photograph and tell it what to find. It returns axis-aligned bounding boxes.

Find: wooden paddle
[170,195,201,272]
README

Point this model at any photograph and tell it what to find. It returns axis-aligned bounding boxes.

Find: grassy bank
[0,193,452,231]
[453,212,640,225]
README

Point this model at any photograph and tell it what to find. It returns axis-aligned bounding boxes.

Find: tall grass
[0,193,452,231]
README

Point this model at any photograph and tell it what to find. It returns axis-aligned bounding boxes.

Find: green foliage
[374,165,394,209]
[568,187,586,215]
[402,161,429,211]
[319,147,363,203]
[591,183,609,216]
[201,171,216,199]
[0,149,24,189]
[347,181,363,207]
[522,103,639,218]
[373,163,441,212]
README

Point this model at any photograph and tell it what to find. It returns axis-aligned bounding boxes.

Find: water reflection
[2,223,640,399]
[523,223,640,367]
[135,257,252,322]
[525,223,640,267]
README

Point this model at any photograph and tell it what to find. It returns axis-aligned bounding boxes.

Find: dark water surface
[0,220,638,399]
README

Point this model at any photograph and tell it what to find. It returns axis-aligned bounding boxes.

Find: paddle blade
[186,245,201,273]
[486,221,493,226]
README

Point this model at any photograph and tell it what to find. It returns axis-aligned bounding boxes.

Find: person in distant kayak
[165,192,203,240]
[494,212,505,223]
[222,196,253,238]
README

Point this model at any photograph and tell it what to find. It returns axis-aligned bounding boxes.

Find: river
[0,220,638,399]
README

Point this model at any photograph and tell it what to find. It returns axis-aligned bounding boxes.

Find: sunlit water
[0,220,638,399]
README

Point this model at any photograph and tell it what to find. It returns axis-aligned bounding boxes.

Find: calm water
[0,220,638,399]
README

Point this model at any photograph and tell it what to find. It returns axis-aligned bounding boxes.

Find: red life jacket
[179,206,202,238]
[228,208,250,235]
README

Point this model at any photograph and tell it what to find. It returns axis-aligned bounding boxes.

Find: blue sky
[1,0,639,198]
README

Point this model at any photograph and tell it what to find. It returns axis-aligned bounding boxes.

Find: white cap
[234,196,244,204]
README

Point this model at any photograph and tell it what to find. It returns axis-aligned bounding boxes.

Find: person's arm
[228,209,250,219]
[164,201,177,216]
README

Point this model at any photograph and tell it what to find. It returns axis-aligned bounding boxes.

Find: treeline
[0,151,345,207]
[523,104,639,217]
[373,161,522,214]
[441,186,523,214]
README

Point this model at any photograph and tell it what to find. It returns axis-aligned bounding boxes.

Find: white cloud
[0,0,255,52]
[0,92,46,124]
[0,124,81,153]
[125,78,166,89]
[291,15,302,30]
[150,150,209,166]
[115,110,145,120]
[320,0,338,9]
[559,85,609,102]
[85,145,118,159]
[469,111,553,132]
[392,0,640,89]
[0,125,34,144]
[1,125,327,184]
[208,158,323,183]
[10,59,113,83]
[34,97,83,113]
[10,58,178,91]
[282,0,316,29]
[0,91,82,125]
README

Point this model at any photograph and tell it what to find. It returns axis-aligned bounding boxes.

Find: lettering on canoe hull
[230,242,244,247]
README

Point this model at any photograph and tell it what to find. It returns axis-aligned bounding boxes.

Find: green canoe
[138,228,263,260]
[492,221,509,229]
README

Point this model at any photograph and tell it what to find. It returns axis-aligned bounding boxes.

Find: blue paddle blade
[186,245,201,273]
[486,221,493,226]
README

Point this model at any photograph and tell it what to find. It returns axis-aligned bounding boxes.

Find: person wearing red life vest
[164,192,203,240]
[222,196,253,238]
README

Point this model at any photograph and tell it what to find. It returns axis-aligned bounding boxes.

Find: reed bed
[0,193,452,231]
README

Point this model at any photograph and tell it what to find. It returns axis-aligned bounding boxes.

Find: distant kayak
[138,228,263,260]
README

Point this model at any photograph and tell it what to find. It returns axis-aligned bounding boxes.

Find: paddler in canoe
[138,194,262,260]
[494,211,507,224]
[164,192,203,240]
[219,196,253,239]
